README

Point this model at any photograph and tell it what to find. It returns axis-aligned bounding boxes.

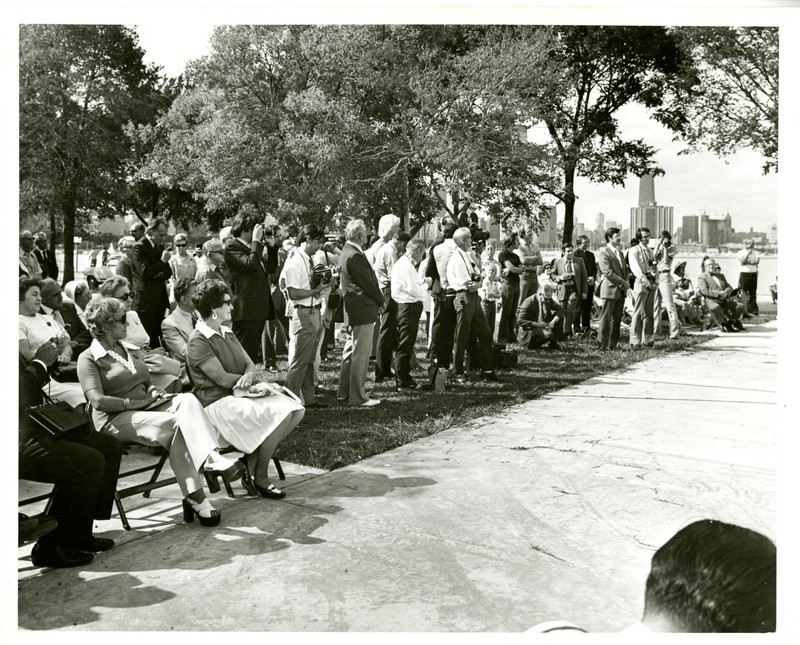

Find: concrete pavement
[16,320,778,632]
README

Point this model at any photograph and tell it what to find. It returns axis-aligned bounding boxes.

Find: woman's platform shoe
[182,498,221,527]
[254,482,286,500]
[203,458,245,494]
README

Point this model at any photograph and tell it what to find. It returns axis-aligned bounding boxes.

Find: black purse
[28,393,89,440]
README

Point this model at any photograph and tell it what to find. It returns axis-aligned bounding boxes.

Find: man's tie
[190,312,198,327]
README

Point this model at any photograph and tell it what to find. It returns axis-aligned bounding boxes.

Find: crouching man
[516,283,564,350]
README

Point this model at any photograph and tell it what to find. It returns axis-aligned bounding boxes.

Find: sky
[134,18,781,235]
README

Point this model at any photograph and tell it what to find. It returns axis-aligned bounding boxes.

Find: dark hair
[502,232,518,249]
[230,207,261,238]
[561,242,573,251]
[19,276,42,302]
[576,235,589,244]
[297,224,324,245]
[173,277,197,303]
[660,230,672,241]
[434,223,454,240]
[367,233,380,247]
[395,231,412,244]
[630,238,640,247]
[604,227,620,242]
[643,520,776,632]
[192,279,231,318]
[636,227,651,239]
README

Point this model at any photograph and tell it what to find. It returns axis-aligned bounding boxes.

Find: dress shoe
[733,319,745,331]
[66,536,115,553]
[254,482,286,499]
[31,542,94,568]
[182,498,221,527]
[19,513,58,546]
[480,371,500,382]
[355,398,381,408]
[723,321,739,332]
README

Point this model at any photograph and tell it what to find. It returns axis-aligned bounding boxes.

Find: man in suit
[224,207,279,363]
[697,257,746,332]
[517,283,565,350]
[627,227,658,347]
[554,242,587,337]
[373,229,411,382]
[161,277,198,362]
[34,232,59,281]
[130,220,145,243]
[132,217,172,349]
[19,342,123,568]
[19,230,42,279]
[40,278,90,366]
[573,235,597,334]
[115,235,137,298]
[596,227,630,350]
[337,218,384,407]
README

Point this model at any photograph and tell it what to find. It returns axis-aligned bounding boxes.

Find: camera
[312,264,333,288]
[469,271,482,283]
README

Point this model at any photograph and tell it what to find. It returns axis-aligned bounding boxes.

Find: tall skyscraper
[534,205,558,247]
[630,173,673,235]
[682,215,699,243]
[595,212,605,230]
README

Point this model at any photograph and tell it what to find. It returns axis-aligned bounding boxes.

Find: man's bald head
[40,278,63,310]
[453,227,473,250]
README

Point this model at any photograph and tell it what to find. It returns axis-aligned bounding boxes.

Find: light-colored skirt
[204,391,304,454]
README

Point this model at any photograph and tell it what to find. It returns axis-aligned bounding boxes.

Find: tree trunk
[61,196,76,284]
[562,162,577,244]
[401,164,410,232]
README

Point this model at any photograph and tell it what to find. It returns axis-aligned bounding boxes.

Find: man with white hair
[446,227,498,383]
[19,230,42,279]
[373,230,411,382]
[195,238,231,288]
[365,213,400,266]
[391,238,427,390]
[337,219,384,407]
[115,235,137,295]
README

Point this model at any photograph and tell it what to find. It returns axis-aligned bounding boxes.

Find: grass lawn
[265,310,776,471]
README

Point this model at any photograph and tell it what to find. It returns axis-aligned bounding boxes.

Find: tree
[523,26,690,242]
[670,27,778,174]
[19,25,162,282]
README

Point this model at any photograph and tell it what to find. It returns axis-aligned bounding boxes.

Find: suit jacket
[554,256,587,301]
[516,294,565,347]
[132,236,171,313]
[34,248,59,281]
[339,242,383,326]
[160,307,195,362]
[19,354,49,445]
[697,271,732,302]
[597,245,629,300]
[116,254,137,294]
[628,243,656,288]
[573,248,597,280]
[59,301,92,357]
[195,261,232,289]
[224,238,278,322]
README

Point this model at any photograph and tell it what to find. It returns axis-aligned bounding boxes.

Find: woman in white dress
[185,279,305,499]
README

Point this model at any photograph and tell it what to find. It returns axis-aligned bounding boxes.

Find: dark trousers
[739,272,759,315]
[431,295,457,369]
[395,301,423,385]
[578,285,594,330]
[136,307,166,349]
[453,291,493,374]
[498,282,519,343]
[271,288,290,354]
[597,297,625,349]
[19,430,123,546]
[375,295,398,380]
[233,319,266,364]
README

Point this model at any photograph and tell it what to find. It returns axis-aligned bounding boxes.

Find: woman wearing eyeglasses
[168,233,197,309]
[77,297,243,526]
[185,280,305,499]
[99,276,182,393]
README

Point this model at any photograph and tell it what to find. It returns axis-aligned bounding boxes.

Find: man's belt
[295,303,321,310]
[444,288,457,297]
[659,270,671,274]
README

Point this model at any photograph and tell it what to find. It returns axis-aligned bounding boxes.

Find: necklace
[106,342,136,374]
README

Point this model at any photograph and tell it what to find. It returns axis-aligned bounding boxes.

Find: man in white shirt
[373,230,411,382]
[446,228,498,383]
[737,237,760,316]
[19,230,43,279]
[430,222,459,371]
[391,239,427,390]
[283,224,328,407]
[627,227,658,347]
[651,230,680,340]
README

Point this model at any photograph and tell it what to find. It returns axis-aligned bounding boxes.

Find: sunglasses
[116,314,127,324]
[222,299,232,305]
[175,243,187,247]
[117,292,131,301]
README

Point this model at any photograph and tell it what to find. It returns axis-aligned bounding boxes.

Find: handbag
[28,394,89,440]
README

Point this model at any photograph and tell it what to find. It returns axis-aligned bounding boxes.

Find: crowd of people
[19,214,773,631]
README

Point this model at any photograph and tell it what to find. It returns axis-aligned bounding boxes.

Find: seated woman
[99,275,183,393]
[19,277,85,408]
[672,261,702,326]
[77,297,244,527]
[186,280,305,499]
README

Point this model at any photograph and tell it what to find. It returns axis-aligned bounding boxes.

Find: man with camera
[652,230,681,340]
[628,227,658,347]
[224,207,280,363]
[283,224,328,407]
[447,227,498,383]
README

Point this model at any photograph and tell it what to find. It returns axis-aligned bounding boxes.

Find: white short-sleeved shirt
[19,313,69,360]
[283,247,317,307]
